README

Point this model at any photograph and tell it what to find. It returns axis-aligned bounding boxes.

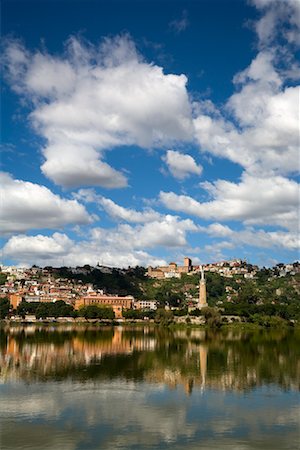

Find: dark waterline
[0,325,299,450]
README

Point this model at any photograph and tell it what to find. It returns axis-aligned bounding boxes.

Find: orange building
[9,293,23,309]
[75,294,134,318]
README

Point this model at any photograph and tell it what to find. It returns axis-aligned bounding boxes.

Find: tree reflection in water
[0,325,299,392]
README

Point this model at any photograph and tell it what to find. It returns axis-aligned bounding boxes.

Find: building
[147,257,194,279]
[75,294,134,318]
[134,300,158,311]
[8,293,23,309]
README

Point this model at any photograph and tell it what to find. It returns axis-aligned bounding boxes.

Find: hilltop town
[0,258,299,323]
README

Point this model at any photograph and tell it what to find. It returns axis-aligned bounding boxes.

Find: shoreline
[1,318,298,330]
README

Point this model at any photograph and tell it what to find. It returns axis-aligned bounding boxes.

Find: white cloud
[163,150,203,180]
[99,197,161,223]
[4,35,193,189]
[41,143,128,188]
[0,172,91,234]
[250,0,300,47]
[134,215,197,247]
[72,188,100,203]
[73,190,162,223]
[194,69,299,176]
[2,215,197,267]
[193,0,300,178]
[160,173,299,231]
[2,232,165,268]
[203,241,235,263]
[3,233,73,262]
[199,223,299,252]
[204,223,233,238]
[90,215,197,249]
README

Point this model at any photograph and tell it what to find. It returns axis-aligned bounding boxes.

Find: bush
[79,305,115,320]
[249,314,289,327]
[123,309,145,320]
[0,297,10,319]
[173,307,188,316]
[154,308,173,325]
[201,307,222,328]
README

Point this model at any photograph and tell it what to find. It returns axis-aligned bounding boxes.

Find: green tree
[238,283,259,304]
[16,301,39,317]
[201,307,222,328]
[79,305,115,320]
[123,309,145,319]
[35,303,49,319]
[0,273,7,285]
[49,300,74,318]
[0,297,10,319]
[206,273,225,301]
[154,308,173,325]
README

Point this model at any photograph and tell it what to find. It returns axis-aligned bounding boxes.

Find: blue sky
[1,0,299,268]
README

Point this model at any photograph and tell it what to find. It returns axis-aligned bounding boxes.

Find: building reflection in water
[0,326,299,393]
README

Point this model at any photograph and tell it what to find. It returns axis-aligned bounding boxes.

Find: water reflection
[0,325,299,392]
[0,326,300,450]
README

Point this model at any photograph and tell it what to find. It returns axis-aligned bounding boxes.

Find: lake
[0,325,299,450]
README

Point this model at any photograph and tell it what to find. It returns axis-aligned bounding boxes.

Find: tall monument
[198,265,208,308]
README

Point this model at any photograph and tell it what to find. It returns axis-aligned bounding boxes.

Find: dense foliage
[0,273,7,285]
[56,265,146,297]
[0,297,10,319]
[16,300,74,319]
[78,305,115,320]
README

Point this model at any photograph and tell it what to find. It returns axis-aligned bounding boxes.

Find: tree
[238,283,259,304]
[201,307,222,328]
[206,273,225,301]
[154,308,173,325]
[256,268,271,284]
[123,309,145,319]
[35,303,49,319]
[0,297,10,319]
[79,305,115,320]
[49,300,74,318]
[16,301,39,317]
[0,273,7,285]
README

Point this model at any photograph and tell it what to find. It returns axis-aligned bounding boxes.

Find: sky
[1,0,299,268]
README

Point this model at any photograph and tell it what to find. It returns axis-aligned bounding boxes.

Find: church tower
[198,265,208,308]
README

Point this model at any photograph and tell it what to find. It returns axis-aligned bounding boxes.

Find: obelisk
[198,265,208,308]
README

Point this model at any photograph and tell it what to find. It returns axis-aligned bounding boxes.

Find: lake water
[0,325,299,450]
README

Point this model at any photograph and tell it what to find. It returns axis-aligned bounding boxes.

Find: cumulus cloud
[41,144,128,188]
[2,215,197,267]
[193,60,299,176]
[163,150,203,180]
[3,35,193,188]
[160,173,299,231]
[199,223,299,252]
[2,3,298,265]
[3,233,73,262]
[90,215,197,249]
[73,189,161,223]
[250,0,300,47]
[193,0,299,177]
[99,197,161,223]
[1,232,164,268]
[0,172,91,234]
